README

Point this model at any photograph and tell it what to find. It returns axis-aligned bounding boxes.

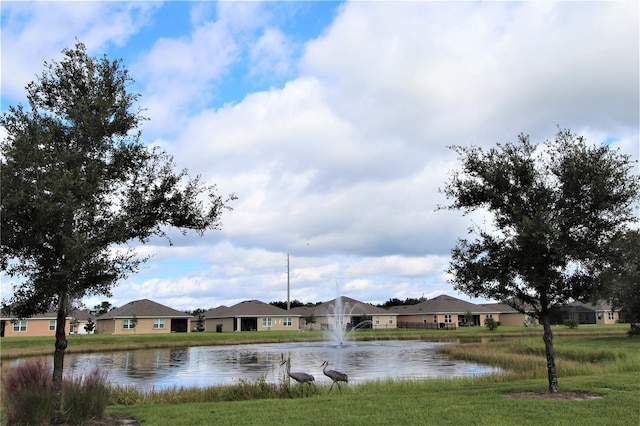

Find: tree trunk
[541,314,559,393]
[51,293,69,423]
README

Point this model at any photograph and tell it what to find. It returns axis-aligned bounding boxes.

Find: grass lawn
[105,373,640,425]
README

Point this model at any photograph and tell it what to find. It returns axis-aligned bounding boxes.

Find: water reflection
[13,341,501,392]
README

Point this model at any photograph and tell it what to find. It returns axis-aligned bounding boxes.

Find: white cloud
[1,2,157,102]
[249,27,295,80]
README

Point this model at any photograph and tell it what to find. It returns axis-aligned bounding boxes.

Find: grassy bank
[106,373,640,425]
[0,324,629,360]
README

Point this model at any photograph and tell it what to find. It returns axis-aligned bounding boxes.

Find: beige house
[551,301,620,325]
[390,294,500,329]
[203,300,300,332]
[482,300,620,326]
[96,299,193,334]
[289,296,398,331]
[1,309,94,337]
[480,302,532,326]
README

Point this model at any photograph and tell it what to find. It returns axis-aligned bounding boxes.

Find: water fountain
[323,283,373,346]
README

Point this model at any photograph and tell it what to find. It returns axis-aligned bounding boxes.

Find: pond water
[12,341,501,392]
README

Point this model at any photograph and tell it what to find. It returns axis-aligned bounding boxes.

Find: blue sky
[1,1,639,312]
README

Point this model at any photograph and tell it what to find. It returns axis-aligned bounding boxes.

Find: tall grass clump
[1,359,55,425]
[110,364,310,406]
[62,367,111,424]
[1,360,111,425]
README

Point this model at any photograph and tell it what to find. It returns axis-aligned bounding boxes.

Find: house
[0,309,95,337]
[95,299,193,334]
[389,294,500,329]
[482,299,620,326]
[550,301,620,325]
[479,302,533,326]
[289,296,398,331]
[202,300,300,332]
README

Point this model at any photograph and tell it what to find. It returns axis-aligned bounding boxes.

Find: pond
[11,341,501,392]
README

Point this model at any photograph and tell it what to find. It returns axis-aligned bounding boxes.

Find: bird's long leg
[328,382,335,394]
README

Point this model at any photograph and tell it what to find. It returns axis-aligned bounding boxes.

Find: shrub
[485,317,499,331]
[564,319,579,329]
[62,367,111,424]
[1,359,55,425]
[216,323,223,332]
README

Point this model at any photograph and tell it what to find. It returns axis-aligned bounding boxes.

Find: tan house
[1,309,95,337]
[551,301,620,325]
[202,300,300,332]
[482,300,620,326]
[96,299,193,335]
[480,302,532,326]
[390,294,500,329]
[289,296,398,331]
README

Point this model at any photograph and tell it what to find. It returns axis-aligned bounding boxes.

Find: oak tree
[441,129,639,392]
[0,42,233,421]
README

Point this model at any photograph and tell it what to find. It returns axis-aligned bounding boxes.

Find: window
[597,313,603,320]
[13,320,27,332]
[444,314,452,324]
[388,317,394,324]
[262,317,272,327]
[153,318,165,329]
[283,317,292,327]
[422,315,427,324]
[123,319,135,329]
[375,316,380,325]
[49,320,56,331]
[433,315,437,324]
[485,314,493,319]
[608,312,615,320]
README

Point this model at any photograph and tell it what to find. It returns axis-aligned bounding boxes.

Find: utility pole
[286,253,290,311]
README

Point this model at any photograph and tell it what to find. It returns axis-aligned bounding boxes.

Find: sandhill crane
[321,360,348,394]
[281,356,315,396]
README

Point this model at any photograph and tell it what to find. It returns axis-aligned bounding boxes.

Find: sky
[1,1,639,312]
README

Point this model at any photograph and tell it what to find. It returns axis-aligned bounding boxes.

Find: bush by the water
[1,360,111,425]
[1,359,54,425]
[62,367,111,424]
[564,319,579,329]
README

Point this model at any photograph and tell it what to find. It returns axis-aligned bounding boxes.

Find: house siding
[97,318,190,335]
[205,317,235,332]
[1,318,71,337]
[496,312,529,326]
[256,316,299,331]
[595,310,619,325]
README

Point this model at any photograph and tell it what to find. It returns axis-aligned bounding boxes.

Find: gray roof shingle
[203,300,292,318]
[289,296,393,317]
[388,294,495,315]
[97,299,192,319]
